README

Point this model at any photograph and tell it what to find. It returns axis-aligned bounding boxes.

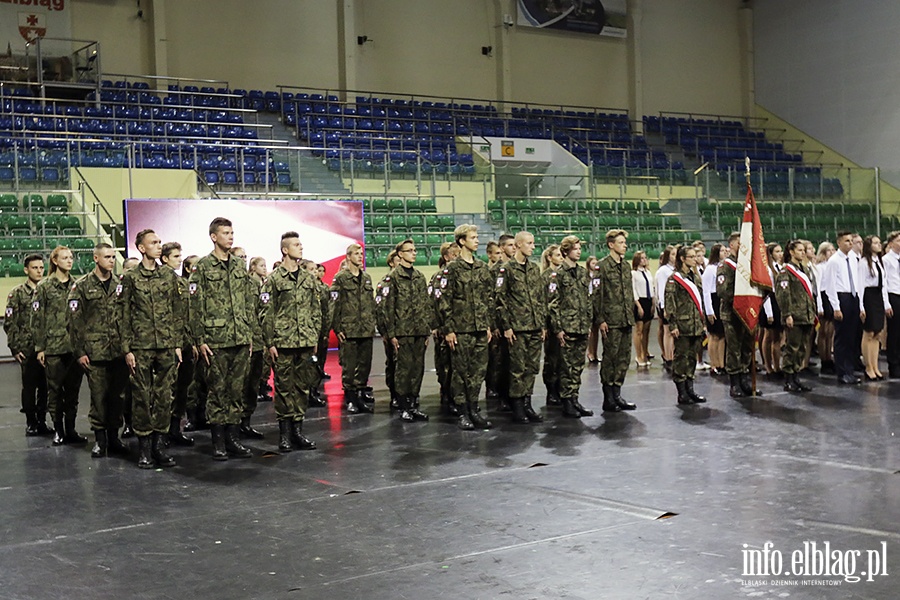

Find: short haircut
[135,228,155,248]
[439,242,455,259]
[386,249,399,266]
[498,233,514,244]
[691,240,706,249]
[94,242,114,255]
[280,231,299,252]
[514,231,534,245]
[209,217,232,235]
[887,231,900,245]
[346,243,362,256]
[836,230,853,240]
[161,241,181,258]
[23,254,43,267]
[394,238,414,252]
[485,241,499,253]
[560,235,581,257]
[605,229,627,246]
[454,223,477,246]
[728,232,740,244]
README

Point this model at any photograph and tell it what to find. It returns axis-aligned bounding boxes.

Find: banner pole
[745,156,757,396]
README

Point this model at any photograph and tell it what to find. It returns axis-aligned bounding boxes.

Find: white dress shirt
[857,255,891,311]
[632,268,655,302]
[883,249,900,296]
[701,261,719,317]
[656,264,674,309]
[823,249,861,311]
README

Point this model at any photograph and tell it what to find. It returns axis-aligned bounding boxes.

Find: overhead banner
[0,0,73,55]
[517,0,626,38]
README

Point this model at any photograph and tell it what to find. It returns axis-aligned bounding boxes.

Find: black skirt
[761,292,783,331]
[634,297,654,322]
[863,287,886,332]
[708,292,725,336]
[820,291,834,321]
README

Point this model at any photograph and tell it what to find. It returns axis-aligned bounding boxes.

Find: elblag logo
[742,541,889,585]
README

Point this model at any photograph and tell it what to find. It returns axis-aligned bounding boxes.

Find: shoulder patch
[716,274,725,284]
[496,276,504,288]
[780,280,789,289]
[330,290,339,301]
[384,276,391,282]
[5,306,12,318]
[375,295,382,305]
[434,289,442,299]
[189,282,198,295]
[32,300,39,312]
[382,286,390,297]
[115,283,123,297]
[549,282,558,293]
[260,291,270,305]
[69,299,79,312]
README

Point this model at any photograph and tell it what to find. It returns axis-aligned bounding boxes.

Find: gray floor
[0,341,898,599]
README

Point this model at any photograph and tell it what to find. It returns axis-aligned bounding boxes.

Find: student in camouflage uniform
[189,217,257,460]
[304,260,330,408]
[181,254,209,432]
[249,256,272,401]
[161,243,195,447]
[379,239,431,422]
[547,236,594,418]
[437,224,495,430]
[494,231,547,424]
[68,243,129,458]
[375,251,400,409]
[120,256,140,438]
[229,246,265,438]
[717,232,758,397]
[331,243,376,414]
[430,242,459,415]
[776,240,817,393]
[33,246,86,446]
[665,245,708,404]
[594,229,637,412]
[487,233,516,410]
[540,245,563,407]
[5,254,51,436]
[120,230,183,469]
[262,232,322,452]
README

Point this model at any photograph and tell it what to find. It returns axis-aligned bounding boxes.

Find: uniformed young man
[120,230,183,468]
[376,250,401,409]
[430,242,459,415]
[5,254,51,436]
[595,229,637,412]
[776,240,817,393]
[665,245,708,404]
[68,243,130,458]
[229,246,265,438]
[380,239,431,422]
[548,235,594,418]
[120,256,140,438]
[303,259,330,408]
[437,224,495,430]
[331,243,376,414]
[189,217,258,460]
[717,232,758,397]
[261,232,322,451]
[160,242,196,447]
[486,233,516,410]
[494,231,546,424]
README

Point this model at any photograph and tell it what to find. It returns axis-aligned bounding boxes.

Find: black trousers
[833,292,861,378]
[887,293,900,375]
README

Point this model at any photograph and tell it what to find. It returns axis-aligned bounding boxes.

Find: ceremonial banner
[733,182,771,331]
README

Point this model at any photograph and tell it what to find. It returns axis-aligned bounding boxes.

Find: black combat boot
[34,414,53,436]
[63,415,87,444]
[684,379,706,403]
[740,373,762,396]
[239,416,265,439]
[572,396,595,417]
[361,387,375,404]
[523,396,544,422]
[561,397,583,418]
[107,430,129,456]
[601,385,621,413]
[290,420,316,450]
[344,390,360,413]
[783,372,801,392]
[729,374,746,398]
[612,386,635,411]
[91,430,108,458]
[25,413,39,437]
[224,425,252,458]
[407,399,429,422]
[509,397,530,424]
[794,373,812,392]
[398,395,415,422]
[169,416,195,446]
[308,386,327,408]
[676,380,692,405]
[121,414,135,438]
[137,435,154,469]
[151,432,176,467]
[442,393,459,417]
[277,420,293,452]
[210,424,228,461]
[469,403,493,429]
[498,396,511,413]
[546,381,562,407]
[353,390,374,414]
[457,411,475,430]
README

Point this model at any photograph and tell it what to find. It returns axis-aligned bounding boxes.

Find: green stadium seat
[7,216,30,236]
[558,199,575,212]
[387,198,405,212]
[18,239,43,253]
[364,248,375,266]
[372,234,390,246]
[372,199,389,212]
[0,194,18,213]
[437,215,455,228]
[46,194,68,212]
[364,214,373,228]
[406,215,424,231]
[59,216,82,236]
[71,238,95,251]
[487,199,502,211]
[389,215,405,229]
[0,239,15,256]
[372,215,389,229]
[420,198,437,212]
[507,214,523,228]
[409,233,425,245]
[575,215,593,228]
[22,194,45,212]
[549,215,567,228]
[425,234,443,245]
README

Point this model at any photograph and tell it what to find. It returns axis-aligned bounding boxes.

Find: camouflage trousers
[243,350,264,419]
[394,335,427,397]
[339,337,373,391]
[508,330,543,398]
[86,357,127,431]
[130,349,178,436]
[600,325,632,386]
[173,347,194,419]
[672,335,702,383]
[187,357,208,415]
[782,324,813,374]
[558,333,588,400]
[542,334,561,390]
[450,331,489,407]
[273,347,317,421]
[382,337,396,395]
[45,353,83,422]
[434,335,451,397]
[19,353,48,417]
[486,335,509,397]
[723,312,754,375]
[206,345,250,426]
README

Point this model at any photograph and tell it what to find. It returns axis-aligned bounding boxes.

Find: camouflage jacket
[247,273,265,351]
[374,273,390,337]
[380,265,432,338]
[189,253,256,349]
[67,271,124,361]
[32,275,75,355]
[494,257,547,332]
[315,279,332,340]
[120,263,185,352]
[716,259,737,317]
[664,268,706,336]
[331,269,376,338]
[548,262,594,335]
[593,254,636,328]
[261,265,322,349]
[775,261,817,326]
[436,257,494,335]
[161,265,194,349]
[4,281,38,356]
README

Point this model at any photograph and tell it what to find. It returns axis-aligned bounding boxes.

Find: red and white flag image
[733,177,772,331]
[18,13,46,43]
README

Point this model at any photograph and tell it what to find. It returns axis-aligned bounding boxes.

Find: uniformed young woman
[664,245,707,405]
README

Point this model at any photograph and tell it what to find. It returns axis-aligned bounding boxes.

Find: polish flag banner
[733,181,772,331]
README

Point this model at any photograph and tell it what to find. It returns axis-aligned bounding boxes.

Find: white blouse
[701,261,719,316]
[857,256,891,311]
[632,268,655,302]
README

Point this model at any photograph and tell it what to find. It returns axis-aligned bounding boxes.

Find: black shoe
[25,422,39,437]
[210,424,228,461]
[151,432,176,467]
[107,432,129,456]
[63,416,87,444]
[572,397,594,417]
[290,421,316,450]
[308,388,327,408]
[612,386,635,410]
[321,371,332,380]
[169,416,195,446]
[457,413,475,430]
[546,382,562,407]
[352,390,374,414]
[600,384,621,413]
[224,424,252,458]
[34,418,54,436]
[277,420,293,452]
[52,419,65,446]
[137,435,154,469]
[562,397,583,418]
[361,387,376,403]
[239,417,265,439]
[740,373,762,396]
[498,397,512,413]
[784,376,801,392]
[729,374,746,398]
[91,430,108,458]
[684,380,706,403]
[839,374,862,385]
[469,406,493,429]
[820,360,835,374]
[523,396,544,423]
[408,407,429,422]
[509,398,530,424]
[793,373,812,392]
[121,424,135,438]
[676,381,693,405]
[710,367,726,377]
